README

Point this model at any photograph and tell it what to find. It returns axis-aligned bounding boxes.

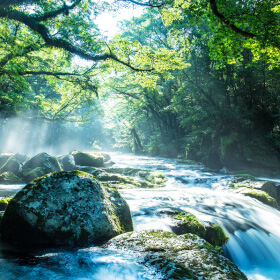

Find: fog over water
[0,117,104,156]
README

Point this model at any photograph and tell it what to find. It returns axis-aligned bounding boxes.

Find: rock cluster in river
[106,230,247,280]
[0,152,167,188]
[229,175,280,208]
[0,171,133,245]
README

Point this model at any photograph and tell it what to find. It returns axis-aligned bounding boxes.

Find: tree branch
[209,0,280,50]
[34,0,83,22]
[118,0,167,8]
[0,8,153,71]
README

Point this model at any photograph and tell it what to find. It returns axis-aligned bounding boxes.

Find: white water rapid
[0,153,280,280]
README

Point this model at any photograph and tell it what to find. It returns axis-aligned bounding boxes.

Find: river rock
[72,151,105,167]
[169,211,229,247]
[22,152,61,173]
[229,178,280,207]
[58,154,76,171]
[106,230,247,280]
[0,171,133,246]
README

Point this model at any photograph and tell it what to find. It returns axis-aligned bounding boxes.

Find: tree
[121,0,280,68]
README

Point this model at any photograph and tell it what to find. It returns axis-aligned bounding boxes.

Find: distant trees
[104,7,280,169]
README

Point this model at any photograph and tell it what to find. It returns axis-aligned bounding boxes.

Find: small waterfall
[112,154,280,280]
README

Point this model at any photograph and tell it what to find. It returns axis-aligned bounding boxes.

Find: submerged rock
[0,172,23,184]
[0,171,133,246]
[106,230,247,280]
[72,151,105,167]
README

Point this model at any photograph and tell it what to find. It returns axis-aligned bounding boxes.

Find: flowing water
[1,153,280,280]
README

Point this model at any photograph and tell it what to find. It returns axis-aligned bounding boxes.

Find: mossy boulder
[72,151,104,167]
[0,171,133,246]
[229,179,279,207]
[106,230,247,280]
[22,152,61,173]
[0,156,21,175]
[96,170,166,189]
[170,211,229,247]
[0,172,23,184]
[0,198,12,211]
[235,187,277,207]
[101,168,167,189]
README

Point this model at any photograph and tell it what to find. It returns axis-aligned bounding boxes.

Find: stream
[0,153,280,280]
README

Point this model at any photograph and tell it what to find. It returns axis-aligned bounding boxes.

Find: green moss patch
[0,198,12,211]
[243,189,277,207]
[171,211,229,247]
[229,179,278,208]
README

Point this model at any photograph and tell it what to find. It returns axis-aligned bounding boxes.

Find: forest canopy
[0,0,280,171]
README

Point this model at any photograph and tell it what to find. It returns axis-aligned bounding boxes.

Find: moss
[146,254,197,280]
[147,171,167,186]
[244,189,277,207]
[172,212,228,247]
[173,212,206,238]
[236,184,251,188]
[108,230,246,280]
[0,198,12,211]
[205,223,229,247]
[235,174,256,180]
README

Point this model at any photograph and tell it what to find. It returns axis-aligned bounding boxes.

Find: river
[0,153,280,280]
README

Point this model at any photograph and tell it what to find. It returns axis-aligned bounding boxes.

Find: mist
[0,116,112,156]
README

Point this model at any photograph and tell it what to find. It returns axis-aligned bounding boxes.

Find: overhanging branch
[209,0,280,50]
[0,8,153,71]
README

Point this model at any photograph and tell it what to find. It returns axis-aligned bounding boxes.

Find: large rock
[0,171,133,246]
[22,152,61,172]
[106,230,247,280]
[71,151,104,167]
